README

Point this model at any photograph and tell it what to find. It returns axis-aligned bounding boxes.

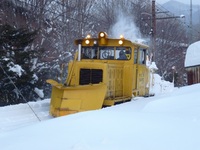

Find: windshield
[81,46,131,60]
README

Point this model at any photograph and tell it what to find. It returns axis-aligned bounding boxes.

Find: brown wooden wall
[186,66,200,85]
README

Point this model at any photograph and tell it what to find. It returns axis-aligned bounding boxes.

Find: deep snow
[0,99,51,133]
[0,81,200,150]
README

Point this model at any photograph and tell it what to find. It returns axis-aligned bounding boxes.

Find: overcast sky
[156,0,200,5]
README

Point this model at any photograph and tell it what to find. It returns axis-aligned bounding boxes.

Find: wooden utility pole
[152,0,156,61]
[190,0,193,44]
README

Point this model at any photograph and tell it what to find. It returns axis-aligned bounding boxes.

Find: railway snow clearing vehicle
[47,32,150,117]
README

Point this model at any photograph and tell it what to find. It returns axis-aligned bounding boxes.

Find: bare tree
[156,18,187,85]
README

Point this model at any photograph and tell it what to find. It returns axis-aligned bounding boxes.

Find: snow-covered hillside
[0,82,200,150]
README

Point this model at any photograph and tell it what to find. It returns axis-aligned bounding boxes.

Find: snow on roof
[185,41,200,67]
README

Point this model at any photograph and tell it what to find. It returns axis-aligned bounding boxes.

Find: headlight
[118,40,123,45]
[85,39,90,44]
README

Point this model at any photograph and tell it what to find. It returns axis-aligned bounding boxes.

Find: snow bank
[152,74,174,94]
[148,62,173,95]
[1,84,200,150]
[0,99,52,133]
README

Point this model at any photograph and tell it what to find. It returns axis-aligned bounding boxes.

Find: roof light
[98,32,107,38]
[100,32,105,37]
[120,35,124,39]
[86,34,91,39]
[98,32,108,45]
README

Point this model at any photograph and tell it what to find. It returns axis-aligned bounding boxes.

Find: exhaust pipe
[78,43,81,61]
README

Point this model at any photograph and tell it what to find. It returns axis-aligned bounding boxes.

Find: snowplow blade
[47,79,107,117]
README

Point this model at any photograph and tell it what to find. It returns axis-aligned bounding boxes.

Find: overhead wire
[155,1,200,39]
[7,0,200,38]
[0,64,41,122]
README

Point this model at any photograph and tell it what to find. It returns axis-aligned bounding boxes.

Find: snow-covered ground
[0,76,200,150]
[0,99,52,133]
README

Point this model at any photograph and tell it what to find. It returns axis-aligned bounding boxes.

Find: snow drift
[0,83,200,150]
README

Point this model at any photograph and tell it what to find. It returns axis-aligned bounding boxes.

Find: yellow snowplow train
[47,32,150,117]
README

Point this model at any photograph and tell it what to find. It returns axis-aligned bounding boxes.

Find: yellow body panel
[47,32,150,117]
[47,79,107,117]
[137,65,150,96]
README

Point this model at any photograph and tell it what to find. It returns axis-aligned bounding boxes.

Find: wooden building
[185,41,200,85]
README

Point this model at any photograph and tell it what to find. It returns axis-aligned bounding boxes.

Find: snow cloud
[109,11,142,42]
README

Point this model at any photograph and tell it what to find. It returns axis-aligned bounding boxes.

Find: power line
[0,64,41,122]
[155,1,200,39]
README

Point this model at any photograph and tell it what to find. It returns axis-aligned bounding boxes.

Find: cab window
[81,46,131,60]
[116,47,131,60]
[138,48,146,65]
[81,47,98,59]
[99,47,114,59]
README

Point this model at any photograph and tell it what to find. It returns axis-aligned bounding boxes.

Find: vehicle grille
[79,69,103,85]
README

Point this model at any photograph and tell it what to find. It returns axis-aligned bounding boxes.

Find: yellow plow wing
[47,79,107,117]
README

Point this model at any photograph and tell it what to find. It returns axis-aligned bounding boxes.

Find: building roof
[185,41,200,67]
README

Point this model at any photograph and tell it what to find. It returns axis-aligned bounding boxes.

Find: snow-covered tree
[0,24,42,106]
